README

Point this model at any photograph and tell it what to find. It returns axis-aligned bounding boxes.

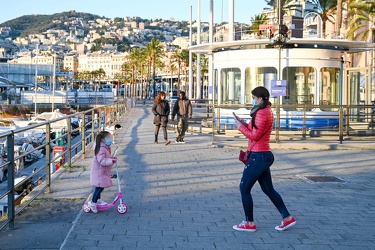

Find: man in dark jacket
[172,91,192,143]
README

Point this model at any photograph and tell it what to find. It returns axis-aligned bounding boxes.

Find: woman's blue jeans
[239,151,290,222]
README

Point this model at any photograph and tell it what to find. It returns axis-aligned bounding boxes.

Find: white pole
[196,0,202,100]
[228,0,234,41]
[209,0,214,44]
[188,6,193,99]
[208,0,214,100]
[34,44,38,116]
[52,54,56,111]
[170,69,173,97]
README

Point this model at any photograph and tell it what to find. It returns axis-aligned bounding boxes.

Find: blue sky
[0,0,268,24]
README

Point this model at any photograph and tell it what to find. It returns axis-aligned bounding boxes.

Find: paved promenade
[1,104,375,250]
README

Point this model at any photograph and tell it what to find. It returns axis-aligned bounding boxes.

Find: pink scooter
[82,148,128,214]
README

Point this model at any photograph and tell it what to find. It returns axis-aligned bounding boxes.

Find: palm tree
[169,63,177,96]
[172,49,190,94]
[310,0,338,38]
[129,48,141,97]
[137,48,148,99]
[346,0,375,42]
[121,62,133,97]
[166,51,176,95]
[336,0,343,37]
[179,49,190,93]
[266,0,338,38]
[198,55,209,99]
[265,0,299,20]
[173,49,183,95]
[249,14,269,37]
[146,38,165,98]
[97,68,106,81]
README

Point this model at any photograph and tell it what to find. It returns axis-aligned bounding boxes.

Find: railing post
[6,132,15,229]
[45,123,51,192]
[91,110,95,144]
[339,106,344,144]
[67,117,72,172]
[211,103,215,146]
[116,101,119,123]
[100,109,104,130]
[81,112,86,157]
[346,106,350,136]
[302,105,307,140]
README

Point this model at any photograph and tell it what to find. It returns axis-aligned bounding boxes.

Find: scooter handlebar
[112,147,120,157]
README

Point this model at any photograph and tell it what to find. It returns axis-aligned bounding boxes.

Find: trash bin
[52,146,65,170]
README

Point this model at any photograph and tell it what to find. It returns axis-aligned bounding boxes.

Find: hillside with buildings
[0,1,373,102]
[0,10,191,56]
[0,11,197,86]
[0,10,250,90]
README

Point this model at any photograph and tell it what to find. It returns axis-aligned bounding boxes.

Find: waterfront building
[77,51,128,79]
[188,0,374,130]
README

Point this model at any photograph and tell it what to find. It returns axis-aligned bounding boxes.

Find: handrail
[0,98,134,231]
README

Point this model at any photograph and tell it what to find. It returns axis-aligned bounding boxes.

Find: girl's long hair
[155,91,166,104]
[250,86,272,129]
[94,131,110,155]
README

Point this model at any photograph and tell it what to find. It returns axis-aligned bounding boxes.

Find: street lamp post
[34,44,38,116]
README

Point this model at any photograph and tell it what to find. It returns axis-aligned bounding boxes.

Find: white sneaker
[88,201,98,213]
[97,199,107,206]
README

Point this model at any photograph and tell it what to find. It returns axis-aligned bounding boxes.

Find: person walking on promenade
[232,86,296,232]
[152,91,171,145]
[171,91,192,143]
[88,131,117,213]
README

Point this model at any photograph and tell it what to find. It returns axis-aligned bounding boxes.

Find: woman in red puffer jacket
[232,86,296,232]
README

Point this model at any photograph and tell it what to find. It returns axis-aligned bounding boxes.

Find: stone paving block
[60,246,83,250]
[99,225,128,235]
[82,247,120,250]
[61,239,98,249]
[330,246,371,250]
[112,234,149,245]
[288,245,332,250]
[74,233,114,241]
[90,245,123,250]
[136,239,178,249]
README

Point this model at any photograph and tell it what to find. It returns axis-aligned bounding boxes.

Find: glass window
[245,67,277,104]
[348,71,363,121]
[220,68,241,104]
[320,67,339,111]
[282,67,315,110]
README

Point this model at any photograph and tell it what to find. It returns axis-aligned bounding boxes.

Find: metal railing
[185,102,375,144]
[0,98,133,231]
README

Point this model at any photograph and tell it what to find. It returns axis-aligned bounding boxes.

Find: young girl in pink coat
[88,131,117,213]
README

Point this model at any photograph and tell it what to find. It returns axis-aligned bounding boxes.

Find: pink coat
[90,143,113,188]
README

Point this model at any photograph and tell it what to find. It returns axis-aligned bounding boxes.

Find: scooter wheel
[117,203,128,214]
[82,203,91,213]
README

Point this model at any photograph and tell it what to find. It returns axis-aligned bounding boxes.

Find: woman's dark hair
[250,86,272,129]
[179,91,186,99]
[155,91,166,104]
[94,131,110,155]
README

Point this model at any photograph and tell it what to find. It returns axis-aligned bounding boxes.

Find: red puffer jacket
[237,105,273,152]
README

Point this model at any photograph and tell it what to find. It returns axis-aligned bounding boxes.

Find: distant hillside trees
[91,37,130,52]
[0,11,101,38]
